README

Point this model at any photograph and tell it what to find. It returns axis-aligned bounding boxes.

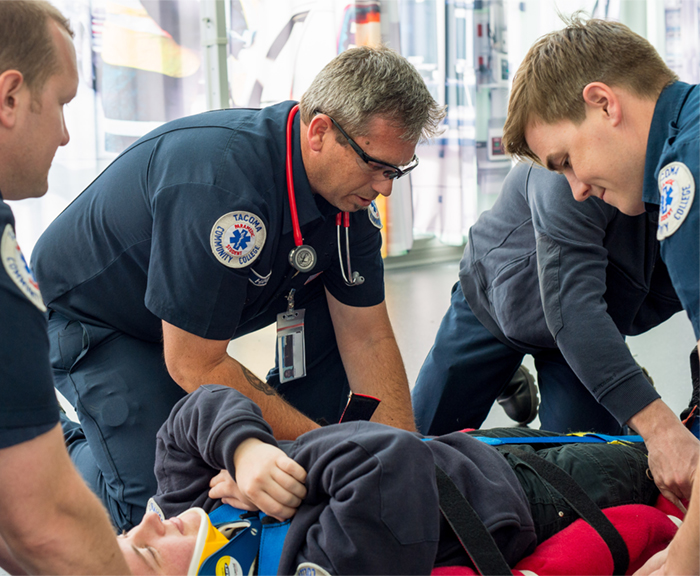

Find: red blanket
[433,496,683,576]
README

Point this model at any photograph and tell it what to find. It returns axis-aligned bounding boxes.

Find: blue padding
[199,511,261,576]
[208,504,249,523]
[471,434,643,446]
[258,516,291,576]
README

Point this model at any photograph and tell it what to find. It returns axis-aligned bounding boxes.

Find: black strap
[501,447,629,575]
[435,465,513,576]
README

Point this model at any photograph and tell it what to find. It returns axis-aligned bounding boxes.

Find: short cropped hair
[0,0,74,95]
[299,45,445,143]
[503,14,676,164]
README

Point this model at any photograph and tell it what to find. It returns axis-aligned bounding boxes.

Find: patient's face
[118,510,201,575]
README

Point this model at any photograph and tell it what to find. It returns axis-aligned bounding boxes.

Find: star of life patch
[1,223,46,311]
[215,556,243,576]
[210,211,267,269]
[145,497,165,521]
[295,562,332,576]
[657,161,695,241]
[368,200,383,230]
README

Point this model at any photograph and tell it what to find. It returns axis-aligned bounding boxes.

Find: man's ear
[582,82,623,127]
[305,114,333,153]
[0,70,25,129]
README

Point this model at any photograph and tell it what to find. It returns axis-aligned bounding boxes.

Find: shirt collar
[281,104,339,236]
[643,81,695,204]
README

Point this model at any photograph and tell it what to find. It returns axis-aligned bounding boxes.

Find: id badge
[277,308,306,383]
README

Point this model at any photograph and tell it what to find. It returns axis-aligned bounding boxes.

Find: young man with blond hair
[0,1,130,573]
[502,15,698,510]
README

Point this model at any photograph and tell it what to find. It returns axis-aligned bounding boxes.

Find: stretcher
[181,415,687,576]
[196,489,683,576]
[433,494,683,576]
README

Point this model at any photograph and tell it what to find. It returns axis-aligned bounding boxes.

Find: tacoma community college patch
[657,161,695,240]
[368,200,383,229]
[210,211,266,268]
[1,223,46,311]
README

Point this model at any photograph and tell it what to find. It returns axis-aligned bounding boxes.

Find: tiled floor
[229,259,698,430]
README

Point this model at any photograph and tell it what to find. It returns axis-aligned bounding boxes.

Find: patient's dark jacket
[152,385,536,575]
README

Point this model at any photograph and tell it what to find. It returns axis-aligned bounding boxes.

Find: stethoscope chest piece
[288,244,317,273]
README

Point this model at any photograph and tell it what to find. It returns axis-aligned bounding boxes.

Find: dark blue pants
[412,284,623,436]
[50,281,350,531]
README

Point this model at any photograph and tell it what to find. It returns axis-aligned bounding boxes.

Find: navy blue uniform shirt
[32,102,384,342]
[0,196,59,448]
[642,82,699,338]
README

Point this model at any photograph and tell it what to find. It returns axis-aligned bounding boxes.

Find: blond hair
[503,14,676,164]
[0,0,74,96]
[300,45,445,143]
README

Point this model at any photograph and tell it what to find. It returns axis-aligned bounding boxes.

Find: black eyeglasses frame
[317,112,419,180]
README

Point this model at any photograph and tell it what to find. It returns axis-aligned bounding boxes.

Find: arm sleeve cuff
[598,371,661,425]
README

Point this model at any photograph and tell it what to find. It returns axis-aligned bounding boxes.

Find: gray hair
[299,45,445,143]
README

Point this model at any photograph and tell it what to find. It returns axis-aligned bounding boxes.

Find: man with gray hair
[0,1,130,573]
[32,44,445,530]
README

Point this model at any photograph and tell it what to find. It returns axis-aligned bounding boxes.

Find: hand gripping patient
[116,385,661,575]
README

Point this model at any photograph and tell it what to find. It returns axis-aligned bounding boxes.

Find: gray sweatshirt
[461,162,681,425]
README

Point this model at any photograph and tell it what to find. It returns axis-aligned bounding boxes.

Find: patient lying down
[117,385,679,575]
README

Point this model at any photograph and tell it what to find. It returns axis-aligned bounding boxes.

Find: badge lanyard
[280,105,365,383]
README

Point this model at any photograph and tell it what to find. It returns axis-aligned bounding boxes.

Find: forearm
[664,472,699,575]
[628,399,699,501]
[326,294,415,431]
[0,426,130,575]
[0,534,26,575]
[544,264,659,425]
[342,333,415,431]
[177,355,318,440]
[163,320,319,439]
[21,487,128,575]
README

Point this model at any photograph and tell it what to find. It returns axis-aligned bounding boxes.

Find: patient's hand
[209,470,258,511]
[232,438,307,521]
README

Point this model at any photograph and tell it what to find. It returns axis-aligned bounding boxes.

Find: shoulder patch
[210,211,266,269]
[657,161,695,240]
[145,498,165,521]
[215,556,243,576]
[295,562,332,576]
[1,224,46,311]
[368,200,383,229]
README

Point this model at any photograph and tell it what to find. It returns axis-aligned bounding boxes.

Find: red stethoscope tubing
[286,105,361,285]
[286,105,304,248]
[286,105,350,242]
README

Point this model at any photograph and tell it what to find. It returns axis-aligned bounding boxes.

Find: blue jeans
[412,284,623,436]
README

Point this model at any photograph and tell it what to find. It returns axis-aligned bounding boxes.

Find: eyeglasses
[317,112,419,180]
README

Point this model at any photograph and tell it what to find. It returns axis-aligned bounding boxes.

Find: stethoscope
[285,105,364,286]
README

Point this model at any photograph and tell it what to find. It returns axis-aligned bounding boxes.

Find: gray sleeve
[528,167,660,425]
[153,385,277,515]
